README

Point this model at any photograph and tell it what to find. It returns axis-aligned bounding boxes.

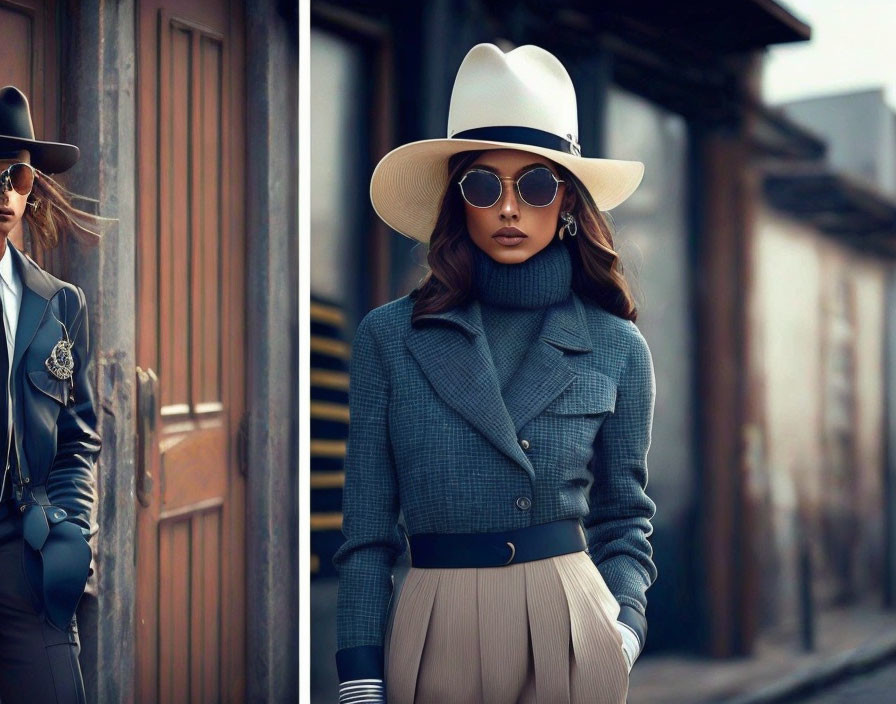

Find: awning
[549,0,811,123]
[750,104,827,161]
[570,0,810,52]
[764,165,896,257]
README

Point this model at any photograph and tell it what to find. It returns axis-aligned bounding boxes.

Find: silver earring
[558,211,577,240]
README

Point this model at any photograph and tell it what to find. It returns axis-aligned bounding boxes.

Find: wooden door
[0,0,58,258]
[136,1,247,701]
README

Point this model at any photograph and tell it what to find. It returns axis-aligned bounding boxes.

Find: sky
[763,0,896,109]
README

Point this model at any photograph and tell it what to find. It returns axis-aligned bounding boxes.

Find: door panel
[136,1,246,702]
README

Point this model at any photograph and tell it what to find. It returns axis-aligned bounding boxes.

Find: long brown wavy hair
[23,167,116,250]
[408,149,639,323]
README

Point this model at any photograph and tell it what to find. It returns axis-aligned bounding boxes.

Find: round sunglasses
[458,166,564,208]
[0,162,38,196]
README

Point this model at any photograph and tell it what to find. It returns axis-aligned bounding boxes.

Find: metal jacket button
[519,439,530,450]
[515,496,532,511]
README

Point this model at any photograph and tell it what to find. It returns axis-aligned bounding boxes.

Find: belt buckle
[503,541,516,565]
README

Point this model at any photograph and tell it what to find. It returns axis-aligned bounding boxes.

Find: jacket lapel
[502,292,593,431]
[404,291,593,477]
[8,243,63,375]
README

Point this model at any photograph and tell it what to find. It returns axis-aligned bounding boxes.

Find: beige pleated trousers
[384,549,629,704]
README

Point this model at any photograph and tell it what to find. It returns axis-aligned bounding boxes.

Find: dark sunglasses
[457,166,564,208]
[0,162,37,196]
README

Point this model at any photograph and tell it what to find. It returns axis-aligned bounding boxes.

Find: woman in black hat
[0,85,108,704]
[333,44,656,703]
[0,89,111,251]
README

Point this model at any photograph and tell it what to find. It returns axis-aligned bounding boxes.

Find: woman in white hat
[333,43,657,704]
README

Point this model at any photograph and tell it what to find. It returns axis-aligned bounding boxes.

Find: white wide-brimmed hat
[370,43,645,243]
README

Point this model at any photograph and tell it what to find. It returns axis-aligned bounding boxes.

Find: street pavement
[788,660,896,703]
[630,602,896,703]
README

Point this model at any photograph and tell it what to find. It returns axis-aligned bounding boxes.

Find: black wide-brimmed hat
[0,86,79,174]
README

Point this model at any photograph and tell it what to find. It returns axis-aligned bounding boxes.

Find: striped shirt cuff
[616,620,642,655]
[338,678,384,703]
[616,620,641,666]
[616,603,647,649]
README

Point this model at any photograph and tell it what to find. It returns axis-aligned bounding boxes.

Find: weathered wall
[58,0,138,701]
[245,0,300,700]
[754,206,889,636]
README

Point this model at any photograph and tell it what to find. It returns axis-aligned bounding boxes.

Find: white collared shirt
[0,241,21,375]
[0,242,21,495]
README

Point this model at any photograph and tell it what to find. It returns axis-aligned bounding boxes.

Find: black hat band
[451,125,581,157]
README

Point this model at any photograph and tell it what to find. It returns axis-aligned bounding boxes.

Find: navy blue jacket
[5,243,101,631]
[333,289,657,681]
[7,243,100,531]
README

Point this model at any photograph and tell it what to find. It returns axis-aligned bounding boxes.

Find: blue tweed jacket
[333,288,657,681]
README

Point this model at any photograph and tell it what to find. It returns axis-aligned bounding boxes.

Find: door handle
[135,366,159,508]
[237,411,249,478]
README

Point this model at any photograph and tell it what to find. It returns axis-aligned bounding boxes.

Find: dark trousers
[0,500,86,704]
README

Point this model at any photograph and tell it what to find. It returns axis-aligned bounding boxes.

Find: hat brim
[370,138,644,243]
[0,135,79,174]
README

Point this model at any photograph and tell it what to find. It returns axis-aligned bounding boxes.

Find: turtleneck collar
[471,236,572,309]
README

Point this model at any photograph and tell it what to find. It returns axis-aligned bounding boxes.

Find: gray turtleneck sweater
[471,237,572,391]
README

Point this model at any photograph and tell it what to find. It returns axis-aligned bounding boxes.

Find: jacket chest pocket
[27,369,71,407]
[543,369,617,416]
[539,370,617,456]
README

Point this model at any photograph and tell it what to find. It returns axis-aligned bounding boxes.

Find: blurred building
[781,89,896,198]
[310,2,818,697]
[753,89,896,649]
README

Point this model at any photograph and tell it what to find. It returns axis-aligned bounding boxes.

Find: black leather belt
[408,518,587,568]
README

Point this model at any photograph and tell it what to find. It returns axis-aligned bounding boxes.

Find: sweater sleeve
[583,326,657,647]
[332,312,405,682]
